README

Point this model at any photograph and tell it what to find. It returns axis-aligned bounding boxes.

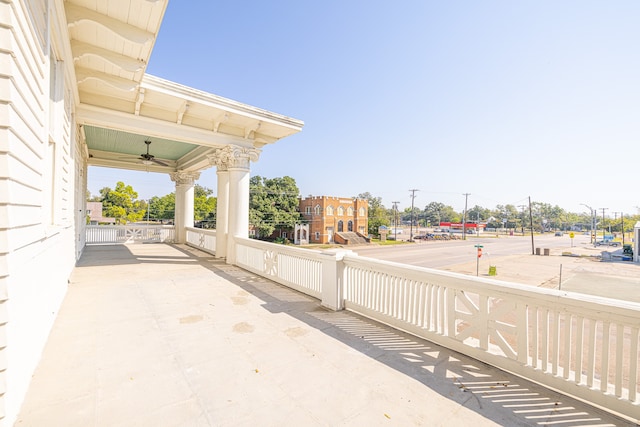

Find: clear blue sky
[88,1,640,216]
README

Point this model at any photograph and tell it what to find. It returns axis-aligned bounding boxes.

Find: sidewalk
[15,244,633,426]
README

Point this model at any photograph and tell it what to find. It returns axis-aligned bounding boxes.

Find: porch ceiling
[65,0,303,174]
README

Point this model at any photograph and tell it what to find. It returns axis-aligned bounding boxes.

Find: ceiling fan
[139,140,168,166]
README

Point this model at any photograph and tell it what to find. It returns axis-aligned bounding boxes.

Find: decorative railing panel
[234,237,323,299]
[86,225,175,244]
[186,227,216,255]
[341,254,640,421]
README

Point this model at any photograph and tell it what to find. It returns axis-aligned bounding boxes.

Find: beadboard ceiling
[65,0,303,173]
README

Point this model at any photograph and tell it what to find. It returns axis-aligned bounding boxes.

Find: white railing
[82,227,640,420]
[234,237,324,300]
[86,225,175,244]
[341,254,640,422]
[186,227,217,255]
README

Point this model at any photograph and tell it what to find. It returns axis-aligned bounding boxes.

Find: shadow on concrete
[68,244,632,426]
[181,247,631,426]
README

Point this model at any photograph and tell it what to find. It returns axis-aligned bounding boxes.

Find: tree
[424,202,445,226]
[357,192,389,235]
[147,185,216,223]
[439,205,460,223]
[466,205,490,223]
[250,176,302,239]
[149,193,175,221]
[99,181,145,224]
[487,204,520,229]
[194,185,217,222]
[531,202,566,232]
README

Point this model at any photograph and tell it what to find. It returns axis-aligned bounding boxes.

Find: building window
[359,207,366,217]
[338,220,344,232]
[314,205,321,215]
[305,206,311,215]
[282,232,288,239]
[359,226,365,234]
[347,207,354,216]
[327,205,334,216]
[348,221,353,232]
[315,232,320,240]
[337,206,344,216]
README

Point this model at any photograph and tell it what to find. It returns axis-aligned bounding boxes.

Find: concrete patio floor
[15,244,633,426]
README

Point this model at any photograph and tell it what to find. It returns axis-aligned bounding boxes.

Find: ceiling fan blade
[151,158,169,166]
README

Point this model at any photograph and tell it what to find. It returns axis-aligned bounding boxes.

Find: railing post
[320,249,352,311]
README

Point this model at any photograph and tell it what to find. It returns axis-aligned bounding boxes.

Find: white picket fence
[86,225,175,244]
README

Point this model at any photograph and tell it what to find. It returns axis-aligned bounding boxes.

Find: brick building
[299,196,369,244]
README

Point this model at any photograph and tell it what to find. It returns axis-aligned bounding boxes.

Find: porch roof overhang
[64,0,303,174]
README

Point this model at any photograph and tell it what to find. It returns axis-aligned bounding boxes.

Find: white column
[210,145,260,264]
[227,166,250,264]
[215,167,229,259]
[170,171,200,244]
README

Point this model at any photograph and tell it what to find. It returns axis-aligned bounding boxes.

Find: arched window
[327,205,334,216]
[348,221,353,232]
[347,207,354,216]
[314,205,321,215]
[359,207,366,217]
[305,206,311,215]
[337,206,344,216]
[338,220,344,232]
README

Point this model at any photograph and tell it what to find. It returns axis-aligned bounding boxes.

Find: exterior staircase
[334,232,370,245]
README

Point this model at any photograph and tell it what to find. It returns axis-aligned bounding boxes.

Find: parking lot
[354,232,640,303]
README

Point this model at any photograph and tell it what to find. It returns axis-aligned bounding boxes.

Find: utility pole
[462,193,470,240]
[599,208,608,242]
[621,212,625,246]
[529,196,535,255]
[392,201,399,241]
[409,190,418,241]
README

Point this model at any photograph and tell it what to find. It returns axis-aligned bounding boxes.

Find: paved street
[354,233,640,302]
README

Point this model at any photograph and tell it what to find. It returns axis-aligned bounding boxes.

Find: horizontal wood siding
[0,1,81,425]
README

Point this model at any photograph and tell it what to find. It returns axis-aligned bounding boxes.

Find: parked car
[595,240,620,247]
[554,231,563,236]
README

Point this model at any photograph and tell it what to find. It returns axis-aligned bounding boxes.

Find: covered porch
[15,244,629,426]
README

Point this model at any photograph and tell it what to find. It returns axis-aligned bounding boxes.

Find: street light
[580,203,595,245]
[392,201,399,241]
[409,190,418,241]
